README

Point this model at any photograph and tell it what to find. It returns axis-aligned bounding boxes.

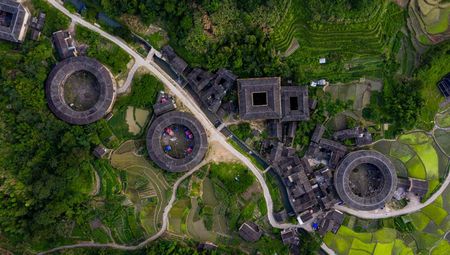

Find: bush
[209,162,255,194]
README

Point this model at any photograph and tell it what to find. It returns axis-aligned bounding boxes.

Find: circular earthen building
[334,150,397,211]
[46,56,116,125]
[146,111,208,172]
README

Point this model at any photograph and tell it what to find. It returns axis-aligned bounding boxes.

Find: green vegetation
[363,78,424,136]
[75,25,131,75]
[373,131,448,197]
[209,162,255,194]
[108,74,164,140]
[229,123,252,141]
[294,91,351,149]
[276,0,405,80]
[0,31,96,250]
[415,42,450,129]
[32,0,70,36]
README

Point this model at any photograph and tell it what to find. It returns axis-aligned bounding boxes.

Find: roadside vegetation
[75,25,131,75]
[108,74,164,141]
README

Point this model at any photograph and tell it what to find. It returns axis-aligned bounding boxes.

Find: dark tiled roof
[197,242,218,251]
[267,119,282,139]
[153,91,176,116]
[202,83,227,113]
[281,86,310,122]
[318,210,344,235]
[334,150,397,211]
[396,177,411,190]
[281,228,300,246]
[187,68,213,92]
[161,45,188,75]
[311,124,325,143]
[213,68,237,90]
[146,111,208,172]
[238,77,282,120]
[319,138,348,153]
[437,73,450,98]
[239,222,262,242]
[93,145,107,158]
[52,30,77,59]
[46,56,116,125]
[409,178,428,198]
[0,0,30,42]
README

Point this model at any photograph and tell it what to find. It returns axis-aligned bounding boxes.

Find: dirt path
[206,140,239,163]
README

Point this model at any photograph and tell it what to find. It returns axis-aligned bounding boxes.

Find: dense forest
[0,39,97,245]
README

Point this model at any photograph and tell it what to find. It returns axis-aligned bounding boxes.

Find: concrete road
[46,0,300,233]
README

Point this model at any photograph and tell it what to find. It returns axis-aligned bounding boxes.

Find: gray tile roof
[161,45,188,75]
[46,56,116,125]
[0,0,30,43]
[52,30,77,59]
[238,77,282,120]
[146,111,208,173]
[239,222,262,242]
[281,86,310,122]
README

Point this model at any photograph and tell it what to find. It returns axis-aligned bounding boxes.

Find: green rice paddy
[272,0,406,82]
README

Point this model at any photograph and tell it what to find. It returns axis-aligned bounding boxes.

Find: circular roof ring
[46,56,116,125]
[146,111,208,172]
[334,150,398,211]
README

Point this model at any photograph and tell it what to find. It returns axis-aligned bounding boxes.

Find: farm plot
[110,141,170,236]
[372,131,447,194]
[328,80,383,110]
[273,1,405,82]
[434,129,450,155]
[323,226,407,255]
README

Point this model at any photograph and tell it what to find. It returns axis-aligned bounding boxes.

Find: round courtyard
[146,111,208,172]
[334,150,398,211]
[46,56,116,125]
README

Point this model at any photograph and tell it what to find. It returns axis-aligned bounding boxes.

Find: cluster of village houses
[1,1,442,253]
[159,45,431,254]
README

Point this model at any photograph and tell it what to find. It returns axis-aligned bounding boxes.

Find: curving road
[335,115,450,219]
[42,0,302,253]
[38,162,206,254]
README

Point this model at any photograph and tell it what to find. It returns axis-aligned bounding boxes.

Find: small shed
[238,222,263,242]
[93,145,108,158]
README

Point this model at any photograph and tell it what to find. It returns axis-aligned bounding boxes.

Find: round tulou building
[46,56,116,125]
[146,111,208,172]
[334,150,398,211]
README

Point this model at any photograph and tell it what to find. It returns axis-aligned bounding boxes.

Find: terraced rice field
[110,140,170,236]
[272,0,406,82]
[372,131,449,194]
[324,226,412,255]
